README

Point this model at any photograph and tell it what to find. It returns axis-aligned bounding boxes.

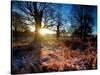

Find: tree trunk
[33,2,43,42]
[34,24,41,41]
[56,22,60,39]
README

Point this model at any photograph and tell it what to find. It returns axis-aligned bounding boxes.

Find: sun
[28,21,55,35]
[39,28,55,35]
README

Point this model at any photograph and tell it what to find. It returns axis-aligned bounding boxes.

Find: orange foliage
[41,46,97,71]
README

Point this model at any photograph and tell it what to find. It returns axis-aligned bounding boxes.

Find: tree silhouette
[56,13,63,38]
[47,5,66,39]
[70,5,95,40]
[11,11,29,41]
[12,1,53,41]
[11,1,55,72]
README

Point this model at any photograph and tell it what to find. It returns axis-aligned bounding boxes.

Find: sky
[11,1,97,34]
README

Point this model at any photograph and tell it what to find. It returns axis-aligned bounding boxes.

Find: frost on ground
[11,38,97,74]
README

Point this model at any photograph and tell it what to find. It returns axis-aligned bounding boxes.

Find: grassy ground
[11,37,97,74]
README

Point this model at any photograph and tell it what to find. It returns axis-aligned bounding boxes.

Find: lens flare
[39,28,55,35]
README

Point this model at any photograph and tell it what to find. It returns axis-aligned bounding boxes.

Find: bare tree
[56,13,63,38]
[70,5,95,40]
[47,4,66,39]
[12,1,52,41]
[11,11,29,41]
[11,1,55,73]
